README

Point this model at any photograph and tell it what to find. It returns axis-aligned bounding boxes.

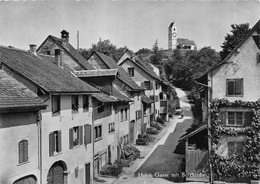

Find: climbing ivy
[210,98,260,180]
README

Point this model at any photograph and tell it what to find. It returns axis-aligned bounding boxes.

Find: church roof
[177,38,196,45]
[169,22,175,28]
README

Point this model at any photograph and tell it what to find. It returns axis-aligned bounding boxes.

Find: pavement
[92,87,207,184]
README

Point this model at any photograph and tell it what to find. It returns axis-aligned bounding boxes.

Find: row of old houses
[181,20,260,183]
[0,30,172,184]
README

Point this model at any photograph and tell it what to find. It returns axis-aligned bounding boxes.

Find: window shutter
[69,128,73,149]
[219,111,226,125]
[235,79,242,95]
[150,82,153,90]
[49,133,54,156]
[85,124,92,144]
[24,140,28,162]
[141,82,144,88]
[227,80,234,95]
[18,141,23,163]
[79,126,83,145]
[58,131,62,152]
[244,111,253,126]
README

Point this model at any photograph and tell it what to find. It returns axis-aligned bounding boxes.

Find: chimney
[61,30,69,47]
[55,49,63,68]
[29,44,37,55]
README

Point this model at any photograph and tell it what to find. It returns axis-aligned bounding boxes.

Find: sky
[0,0,259,52]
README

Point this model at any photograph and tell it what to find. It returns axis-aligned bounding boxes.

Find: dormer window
[128,67,134,77]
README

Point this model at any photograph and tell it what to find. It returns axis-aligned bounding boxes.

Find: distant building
[168,22,197,50]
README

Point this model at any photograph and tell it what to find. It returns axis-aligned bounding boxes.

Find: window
[72,95,79,113]
[120,109,124,122]
[83,95,89,111]
[143,104,147,116]
[49,131,62,156]
[136,110,142,120]
[228,141,244,156]
[226,79,243,96]
[47,50,51,55]
[128,67,134,77]
[257,52,260,63]
[18,139,29,164]
[94,125,102,141]
[98,102,104,113]
[125,108,127,121]
[109,122,115,133]
[69,126,83,149]
[84,124,92,144]
[52,96,60,115]
[144,81,152,90]
[156,83,160,90]
[220,110,252,126]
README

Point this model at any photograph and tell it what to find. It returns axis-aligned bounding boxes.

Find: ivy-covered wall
[210,98,260,182]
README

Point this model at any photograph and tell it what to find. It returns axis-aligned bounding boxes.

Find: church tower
[168,22,177,50]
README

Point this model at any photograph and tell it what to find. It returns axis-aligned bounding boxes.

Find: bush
[156,117,165,124]
[100,164,122,177]
[136,134,148,145]
[150,121,163,130]
[146,127,158,135]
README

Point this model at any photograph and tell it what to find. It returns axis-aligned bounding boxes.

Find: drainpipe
[36,111,42,184]
[195,75,213,184]
[153,81,156,122]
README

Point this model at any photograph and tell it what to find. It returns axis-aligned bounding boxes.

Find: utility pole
[77,30,79,51]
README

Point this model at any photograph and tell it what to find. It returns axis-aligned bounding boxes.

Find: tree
[150,39,162,65]
[220,23,251,60]
[164,46,220,90]
[136,48,152,55]
[79,39,132,62]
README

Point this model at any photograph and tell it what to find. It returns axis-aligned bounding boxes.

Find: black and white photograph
[0,0,259,184]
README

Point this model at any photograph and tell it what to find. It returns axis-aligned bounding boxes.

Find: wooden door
[47,162,64,184]
[85,163,91,184]
[13,176,36,184]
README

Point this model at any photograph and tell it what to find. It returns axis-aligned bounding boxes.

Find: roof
[94,51,144,91]
[0,46,99,94]
[73,69,118,78]
[113,86,133,102]
[179,123,207,141]
[0,69,46,112]
[169,22,175,28]
[177,38,196,45]
[38,35,95,70]
[130,56,161,81]
[196,19,260,81]
[92,93,118,103]
[141,95,154,104]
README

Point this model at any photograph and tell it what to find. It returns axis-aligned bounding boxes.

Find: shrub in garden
[146,127,158,135]
[156,117,165,125]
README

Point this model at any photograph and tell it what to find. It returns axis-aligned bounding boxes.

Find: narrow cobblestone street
[94,88,204,184]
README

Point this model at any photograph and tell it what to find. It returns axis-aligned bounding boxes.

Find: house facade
[197,20,260,182]
[0,46,99,184]
[118,50,166,123]
[85,51,144,142]
[72,68,133,176]
[0,69,46,184]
